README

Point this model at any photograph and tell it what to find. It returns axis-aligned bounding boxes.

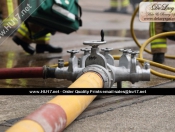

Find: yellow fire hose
[6,1,175,132]
[130,0,175,79]
[6,72,103,132]
[131,0,175,59]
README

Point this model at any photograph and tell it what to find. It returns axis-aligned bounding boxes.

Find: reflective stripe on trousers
[0,0,18,26]
[17,22,51,42]
[150,22,167,49]
[110,0,129,8]
[149,0,167,51]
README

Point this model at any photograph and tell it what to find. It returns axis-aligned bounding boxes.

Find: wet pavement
[1,0,175,132]
[0,30,174,88]
[78,29,149,39]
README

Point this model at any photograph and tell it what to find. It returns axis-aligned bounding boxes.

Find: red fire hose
[0,67,44,79]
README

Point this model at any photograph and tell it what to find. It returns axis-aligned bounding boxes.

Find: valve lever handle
[101,48,113,52]
[81,48,91,55]
[130,51,139,56]
[119,49,130,53]
[101,30,104,41]
[67,50,79,57]
[67,50,79,54]
[83,30,106,47]
[81,48,90,52]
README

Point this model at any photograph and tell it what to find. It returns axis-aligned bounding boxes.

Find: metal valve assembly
[43,30,150,88]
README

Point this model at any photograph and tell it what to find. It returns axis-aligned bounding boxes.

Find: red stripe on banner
[24,103,67,132]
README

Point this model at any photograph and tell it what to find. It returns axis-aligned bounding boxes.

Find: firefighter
[12,22,62,55]
[130,0,142,11]
[0,0,18,36]
[150,0,173,63]
[104,0,130,14]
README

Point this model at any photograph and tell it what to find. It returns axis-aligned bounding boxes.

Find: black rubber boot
[0,26,16,37]
[36,44,62,53]
[119,7,128,14]
[153,53,165,64]
[12,36,35,55]
[104,8,117,13]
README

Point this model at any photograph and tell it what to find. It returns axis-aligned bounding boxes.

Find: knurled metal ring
[77,65,111,88]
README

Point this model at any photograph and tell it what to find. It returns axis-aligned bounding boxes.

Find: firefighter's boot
[119,7,128,14]
[153,53,165,64]
[104,8,117,13]
[12,36,35,55]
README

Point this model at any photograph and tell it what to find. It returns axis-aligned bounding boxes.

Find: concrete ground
[0,0,175,132]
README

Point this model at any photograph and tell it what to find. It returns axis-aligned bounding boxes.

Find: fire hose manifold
[43,30,150,88]
[4,31,151,132]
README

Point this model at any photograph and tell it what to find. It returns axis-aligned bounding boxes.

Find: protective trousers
[149,0,175,53]
[0,0,18,27]
[14,22,51,44]
[110,0,130,8]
